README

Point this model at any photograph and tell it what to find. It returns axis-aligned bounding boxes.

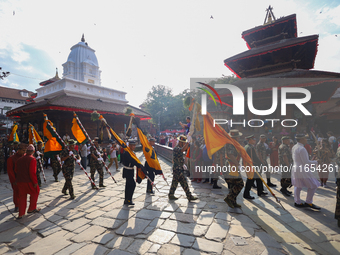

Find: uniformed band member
[169,135,197,201]
[243,134,266,199]
[60,139,79,199]
[279,136,293,196]
[51,154,62,182]
[90,137,105,189]
[224,130,244,208]
[7,143,26,212]
[256,134,276,187]
[34,141,44,187]
[122,140,139,205]
[145,137,156,194]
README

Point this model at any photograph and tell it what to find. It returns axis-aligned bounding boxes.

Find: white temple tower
[62,34,101,85]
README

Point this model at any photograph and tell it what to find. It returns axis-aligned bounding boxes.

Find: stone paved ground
[0,153,339,255]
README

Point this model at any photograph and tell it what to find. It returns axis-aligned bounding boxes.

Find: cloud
[0,42,56,93]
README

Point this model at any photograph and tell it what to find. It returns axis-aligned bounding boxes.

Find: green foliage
[143,85,193,131]
[207,75,239,86]
[183,96,193,108]
[91,111,100,121]
[124,107,133,116]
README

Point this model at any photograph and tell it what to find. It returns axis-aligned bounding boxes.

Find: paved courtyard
[0,152,340,255]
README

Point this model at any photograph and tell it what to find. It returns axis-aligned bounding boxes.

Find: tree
[143,85,190,132]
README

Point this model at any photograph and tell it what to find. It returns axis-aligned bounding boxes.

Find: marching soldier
[34,141,44,187]
[145,138,156,194]
[122,140,139,205]
[256,134,276,187]
[243,134,266,199]
[60,139,79,199]
[279,136,293,196]
[224,129,244,208]
[51,154,62,182]
[90,137,105,188]
[168,135,197,201]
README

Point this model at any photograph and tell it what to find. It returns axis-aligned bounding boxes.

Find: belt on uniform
[123,165,134,170]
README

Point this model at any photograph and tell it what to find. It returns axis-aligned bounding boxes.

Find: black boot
[212,180,222,189]
[267,178,276,187]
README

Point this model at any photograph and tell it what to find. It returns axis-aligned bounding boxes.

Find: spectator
[269,136,279,167]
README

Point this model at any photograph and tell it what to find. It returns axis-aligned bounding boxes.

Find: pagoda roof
[242,14,297,49]
[39,69,61,86]
[208,70,340,109]
[6,94,151,118]
[224,35,319,78]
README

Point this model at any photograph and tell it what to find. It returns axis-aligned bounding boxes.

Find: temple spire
[55,68,60,79]
[81,33,85,42]
[264,5,276,25]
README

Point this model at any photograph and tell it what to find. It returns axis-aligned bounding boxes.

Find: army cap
[295,134,308,139]
[128,139,137,145]
[260,134,266,139]
[245,134,255,140]
[68,139,77,145]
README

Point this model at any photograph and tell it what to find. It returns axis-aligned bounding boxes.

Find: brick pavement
[0,152,339,254]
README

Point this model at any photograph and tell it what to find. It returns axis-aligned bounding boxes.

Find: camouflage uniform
[60,148,79,197]
[214,146,227,179]
[34,147,44,186]
[169,145,192,198]
[278,143,293,189]
[256,141,269,177]
[244,143,264,196]
[90,145,104,187]
[51,155,62,180]
[335,148,340,220]
[225,143,244,204]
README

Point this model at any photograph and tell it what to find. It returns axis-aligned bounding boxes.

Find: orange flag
[203,112,254,179]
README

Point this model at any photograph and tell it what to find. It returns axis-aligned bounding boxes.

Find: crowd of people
[1,119,340,226]
[174,123,340,226]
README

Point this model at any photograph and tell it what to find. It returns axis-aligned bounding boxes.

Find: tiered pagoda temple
[212,6,340,134]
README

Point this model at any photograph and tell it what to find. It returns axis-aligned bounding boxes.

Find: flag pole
[44,114,99,190]
[73,113,117,184]
[132,115,169,187]
[95,113,157,190]
[255,166,286,210]
[30,124,46,183]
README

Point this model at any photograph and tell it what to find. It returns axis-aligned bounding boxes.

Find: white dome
[62,35,101,85]
[67,42,99,67]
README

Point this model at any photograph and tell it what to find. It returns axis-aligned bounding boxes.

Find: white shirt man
[291,134,321,209]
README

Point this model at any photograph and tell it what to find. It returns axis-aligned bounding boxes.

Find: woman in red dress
[269,136,280,167]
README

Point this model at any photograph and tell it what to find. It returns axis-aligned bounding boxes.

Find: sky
[1,0,340,108]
